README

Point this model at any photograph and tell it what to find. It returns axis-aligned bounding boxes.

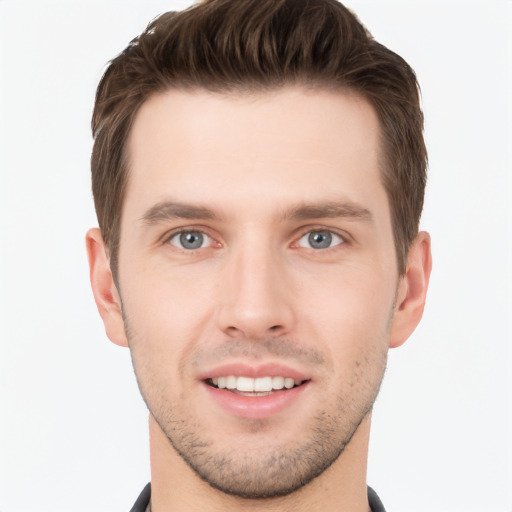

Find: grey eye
[298,230,343,249]
[169,231,210,250]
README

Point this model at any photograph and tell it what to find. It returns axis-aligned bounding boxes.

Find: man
[86,0,432,510]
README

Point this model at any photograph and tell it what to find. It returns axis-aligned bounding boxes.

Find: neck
[148,412,372,512]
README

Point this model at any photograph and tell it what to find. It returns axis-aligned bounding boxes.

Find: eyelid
[169,231,212,249]
[301,230,343,246]
[292,225,349,243]
[290,225,353,253]
[162,226,221,249]
[159,224,350,250]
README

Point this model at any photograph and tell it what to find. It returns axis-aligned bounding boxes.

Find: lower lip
[202,382,310,419]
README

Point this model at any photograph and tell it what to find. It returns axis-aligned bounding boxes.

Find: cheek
[298,265,396,339]
[295,265,395,391]
[117,270,206,383]
[120,258,217,330]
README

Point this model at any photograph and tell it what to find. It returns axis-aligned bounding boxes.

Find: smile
[202,372,311,418]
[208,376,307,394]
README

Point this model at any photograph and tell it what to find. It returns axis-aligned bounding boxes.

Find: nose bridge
[217,235,294,338]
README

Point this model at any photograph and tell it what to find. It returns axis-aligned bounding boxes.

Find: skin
[87,87,431,512]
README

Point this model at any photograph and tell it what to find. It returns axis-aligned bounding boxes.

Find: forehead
[123,87,385,218]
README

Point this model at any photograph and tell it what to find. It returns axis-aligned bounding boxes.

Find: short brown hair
[91,0,426,277]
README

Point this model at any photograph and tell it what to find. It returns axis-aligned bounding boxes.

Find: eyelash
[295,229,345,250]
[166,228,218,251]
[164,227,348,252]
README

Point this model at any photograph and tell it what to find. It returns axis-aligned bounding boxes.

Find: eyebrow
[140,201,218,225]
[282,201,373,223]
[139,199,373,226]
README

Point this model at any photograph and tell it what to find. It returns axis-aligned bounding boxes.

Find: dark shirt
[130,482,386,511]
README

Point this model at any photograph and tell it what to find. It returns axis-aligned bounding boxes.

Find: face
[116,87,401,497]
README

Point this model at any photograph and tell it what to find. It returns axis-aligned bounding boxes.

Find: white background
[0,1,510,511]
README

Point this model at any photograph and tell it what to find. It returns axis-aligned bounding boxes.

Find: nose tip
[217,251,294,340]
[223,319,287,340]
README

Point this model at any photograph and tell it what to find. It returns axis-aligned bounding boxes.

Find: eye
[297,230,344,249]
[168,230,212,250]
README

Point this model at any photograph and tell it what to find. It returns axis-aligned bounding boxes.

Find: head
[87,0,431,503]
[91,0,426,281]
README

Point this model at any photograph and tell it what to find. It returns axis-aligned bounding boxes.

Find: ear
[86,228,128,347]
[389,231,432,348]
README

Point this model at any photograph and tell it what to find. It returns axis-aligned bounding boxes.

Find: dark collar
[130,483,386,511]
[368,486,386,512]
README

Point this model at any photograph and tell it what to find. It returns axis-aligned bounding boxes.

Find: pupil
[180,232,203,249]
[309,231,331,249]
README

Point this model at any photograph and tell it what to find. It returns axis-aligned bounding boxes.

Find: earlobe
[85,228,129,347]
[389,231,432,348]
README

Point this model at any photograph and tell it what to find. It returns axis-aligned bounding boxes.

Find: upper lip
[197,362,311,382]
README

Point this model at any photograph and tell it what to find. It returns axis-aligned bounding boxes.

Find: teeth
[284,377,294,389]
[237,376,255,392]
[226,375,237,389]
[272,376,284,390]
[211,376,304,392]
[254,376,272,392]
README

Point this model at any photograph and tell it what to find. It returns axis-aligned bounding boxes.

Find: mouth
[199,363,312,418]
[205,375,309,396]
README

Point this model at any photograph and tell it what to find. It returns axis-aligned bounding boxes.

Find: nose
[216,244,295,340]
